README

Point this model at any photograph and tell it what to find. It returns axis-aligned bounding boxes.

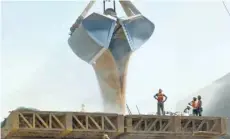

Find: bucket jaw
[68,13,117,64]
[68,13,155,64]
[119,15,155,51]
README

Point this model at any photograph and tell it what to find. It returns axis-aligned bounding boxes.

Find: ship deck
[1,110,228,139]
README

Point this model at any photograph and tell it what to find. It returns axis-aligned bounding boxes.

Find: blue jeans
[157,102,165,115]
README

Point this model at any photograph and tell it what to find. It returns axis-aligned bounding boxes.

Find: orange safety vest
[157,93,164,102]
[191,101,197,108]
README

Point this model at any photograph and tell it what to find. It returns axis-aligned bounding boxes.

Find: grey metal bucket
[119,14,155,51]
[68,12,116,64]
[68,12,155,64]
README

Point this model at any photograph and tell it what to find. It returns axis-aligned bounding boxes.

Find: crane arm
[80,0,96,18]
[119,0,141,17]
[70,0,96,35]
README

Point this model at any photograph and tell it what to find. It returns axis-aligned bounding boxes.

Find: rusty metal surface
[1,111,227,139]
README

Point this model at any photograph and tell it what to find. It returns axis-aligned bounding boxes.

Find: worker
[188,97,198,116]
[184,106,191,115]
[154,89,167,115]
[197,95,203,116]
[81,104,85,112]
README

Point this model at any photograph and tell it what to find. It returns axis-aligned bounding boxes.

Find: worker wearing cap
[188,97,198,116]
[197,95,203,116]
[154,89,167,115]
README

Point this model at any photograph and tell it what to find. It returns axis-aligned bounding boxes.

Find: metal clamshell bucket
[68,12,117,64]
[119,14,155,51]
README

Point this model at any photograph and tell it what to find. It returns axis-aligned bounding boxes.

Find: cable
[103,0,106,13]
[222,0,230,17]
[113,0,116,13]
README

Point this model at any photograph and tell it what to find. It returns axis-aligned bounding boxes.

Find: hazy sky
[1,0,230,120]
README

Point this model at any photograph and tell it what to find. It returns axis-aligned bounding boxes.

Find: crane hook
[103,0,116,14]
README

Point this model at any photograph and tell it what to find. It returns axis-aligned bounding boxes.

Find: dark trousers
[192,109,198,116]
[197,107,202,116]
[157,102,165,115]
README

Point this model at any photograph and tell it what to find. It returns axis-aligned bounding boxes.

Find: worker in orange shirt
[188,97,198,116]
[154,89,168,115]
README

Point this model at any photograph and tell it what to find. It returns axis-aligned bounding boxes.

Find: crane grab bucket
[68,0,155,113]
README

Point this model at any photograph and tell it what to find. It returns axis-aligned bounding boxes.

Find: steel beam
[1,110,227,139]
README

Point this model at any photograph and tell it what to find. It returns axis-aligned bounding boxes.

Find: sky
[1,0,230,120]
